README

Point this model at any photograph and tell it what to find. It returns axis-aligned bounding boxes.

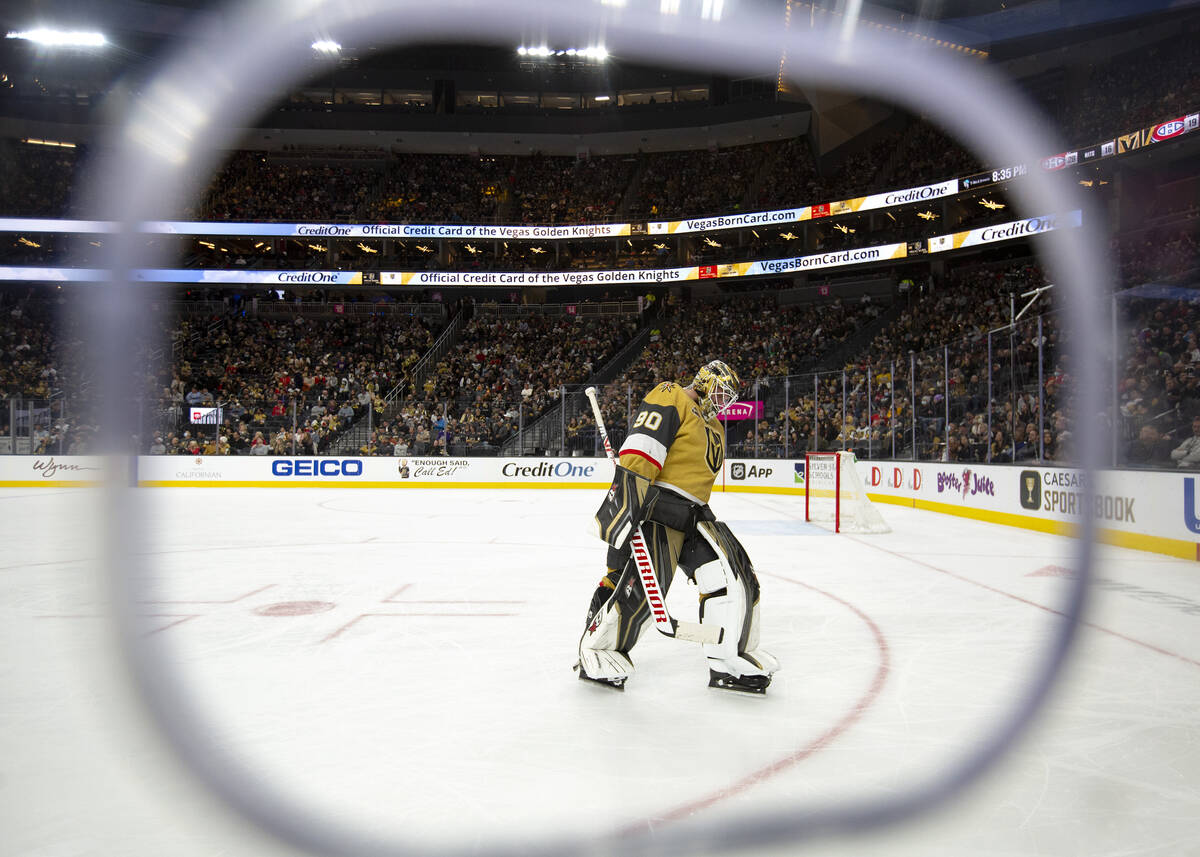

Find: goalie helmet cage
[804,450,892,534]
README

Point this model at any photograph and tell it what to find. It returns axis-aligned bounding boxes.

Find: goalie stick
[583,386,721,646]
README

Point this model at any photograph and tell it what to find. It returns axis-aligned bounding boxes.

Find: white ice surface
[2,485,1198,857]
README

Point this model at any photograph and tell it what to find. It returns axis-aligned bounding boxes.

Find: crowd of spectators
[760,259,1067,463]
[1116,221,1200,286]
[145,309,438,456]
[1055,30,1200,146]
[578,290,883,457]
[200,152,375,222]
[359,154,510,224]
[0,286,100,454]
[754,121,982,214]
[627,146,763,220]
[1114,291,1200,468]
[513,155,636,223]
[394,307,641,455]
[0,141,81,218]
[5,250,1200,469]
[761,256,1196,469]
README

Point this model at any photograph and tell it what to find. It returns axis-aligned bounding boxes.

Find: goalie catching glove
[593,464,651,550]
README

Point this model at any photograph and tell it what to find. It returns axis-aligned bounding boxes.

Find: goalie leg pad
[577,521,684,682]
[693,522,779,679]
[577,568,648,682]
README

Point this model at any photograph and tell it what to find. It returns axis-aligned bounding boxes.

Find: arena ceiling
[3,0,1197,51]
[1,0,1196,157]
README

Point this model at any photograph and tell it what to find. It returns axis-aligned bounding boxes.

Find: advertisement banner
[829,179,959,215]
[0,268,368,285]
[381,267,693,287]
[135,455,609,487]
[862,461,1199,559]
[648,207,810,236]
[0,267,109,282]
[0,218,114,234]
[189,407,223,424]
[133,269,365,285]
[927,210,1081,254]
[723,459,785,489]
[960,171,995,190]
[385,245,904,288]
[148,222,633,240]
[717,401,764,421]
[741,243,907,276]
[0,455,105,485]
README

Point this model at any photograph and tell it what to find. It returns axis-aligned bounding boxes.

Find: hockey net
[804,451,891,533]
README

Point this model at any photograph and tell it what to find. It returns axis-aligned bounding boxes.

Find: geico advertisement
[136,455,608,485]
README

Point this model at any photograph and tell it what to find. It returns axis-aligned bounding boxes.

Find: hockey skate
[708,669,771,695]
[574,661,626,691]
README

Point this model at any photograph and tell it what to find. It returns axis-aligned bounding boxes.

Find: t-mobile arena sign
[718,401,764,421]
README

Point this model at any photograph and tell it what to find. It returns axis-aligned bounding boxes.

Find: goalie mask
[693,360,740,420]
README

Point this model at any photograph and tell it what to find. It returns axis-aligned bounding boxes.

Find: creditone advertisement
[132,269,367,285]
[0,204,1054,289]
[828,179,960,216]
[0,268,367,285]
[926,210,1082,254]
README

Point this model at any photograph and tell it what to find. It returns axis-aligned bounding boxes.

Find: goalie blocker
[593,464,650,550]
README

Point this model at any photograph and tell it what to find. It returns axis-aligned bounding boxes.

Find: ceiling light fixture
[6,29,107,47]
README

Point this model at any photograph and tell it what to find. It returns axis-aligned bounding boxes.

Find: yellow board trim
[871,492,1198,560]
[713,484,805,496]
[8,476,1194,561]
[137,480,610,489]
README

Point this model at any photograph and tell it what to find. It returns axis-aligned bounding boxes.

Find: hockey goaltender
[576,360,780,694]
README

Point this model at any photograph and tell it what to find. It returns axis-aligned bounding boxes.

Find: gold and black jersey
[618,381,724,504]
